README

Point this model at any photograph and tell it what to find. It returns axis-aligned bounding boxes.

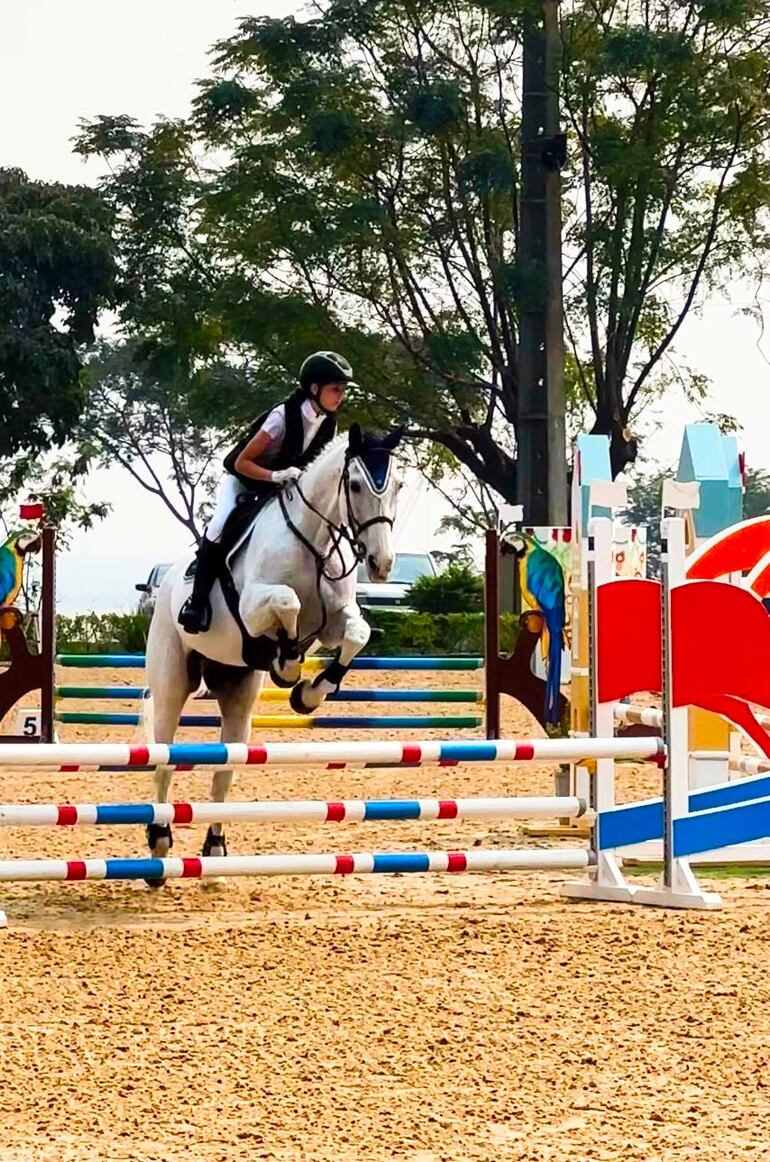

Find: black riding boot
[178,537,222,634]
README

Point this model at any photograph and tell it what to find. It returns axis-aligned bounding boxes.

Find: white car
[135,563,172,616]
[356,551,437,612]
[135,551,436,619]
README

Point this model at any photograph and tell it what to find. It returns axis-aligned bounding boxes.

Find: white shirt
[256,398,325,465]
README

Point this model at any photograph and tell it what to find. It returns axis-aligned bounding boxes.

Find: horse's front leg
[239,581,304,688]
[290,602,370,713]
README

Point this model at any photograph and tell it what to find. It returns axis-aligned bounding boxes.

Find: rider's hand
[272,466,302,486]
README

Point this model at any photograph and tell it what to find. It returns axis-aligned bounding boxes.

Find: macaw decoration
[0,530,42,646]
[509,533,567,725]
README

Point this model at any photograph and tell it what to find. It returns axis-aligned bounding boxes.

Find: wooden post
[39,527,55,743]
[484,529,500,739]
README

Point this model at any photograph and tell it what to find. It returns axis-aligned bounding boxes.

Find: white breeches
[206,476,249,543]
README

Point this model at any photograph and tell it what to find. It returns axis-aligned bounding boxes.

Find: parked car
[135,563,172,616]
[356,551,437,611]
[135,551,436,619]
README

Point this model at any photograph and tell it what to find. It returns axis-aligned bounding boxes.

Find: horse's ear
[382,427,404,451]
[348,423,364,456]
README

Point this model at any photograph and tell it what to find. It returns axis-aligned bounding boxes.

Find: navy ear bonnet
[347,426,402,492]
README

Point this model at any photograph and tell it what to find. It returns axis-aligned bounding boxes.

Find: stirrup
[178,598,212,635]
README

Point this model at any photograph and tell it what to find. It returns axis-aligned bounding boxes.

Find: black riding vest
[223,389,337,495]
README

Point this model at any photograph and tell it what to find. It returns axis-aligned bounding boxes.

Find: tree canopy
[74,0,770,504]
[0,168,116,458]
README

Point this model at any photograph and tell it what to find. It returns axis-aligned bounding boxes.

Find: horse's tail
[140,688,156,744]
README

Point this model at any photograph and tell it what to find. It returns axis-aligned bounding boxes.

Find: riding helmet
[299,351,356,391]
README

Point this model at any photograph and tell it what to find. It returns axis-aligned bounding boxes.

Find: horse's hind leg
[202,668,262,862]
[145,608,200,881]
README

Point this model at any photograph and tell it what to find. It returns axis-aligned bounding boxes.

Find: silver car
[356,551,437,612]
[135,563,172,616]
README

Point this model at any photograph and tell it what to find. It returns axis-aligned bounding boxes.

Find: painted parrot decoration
[0,530,42,646]
[509,533,566,725]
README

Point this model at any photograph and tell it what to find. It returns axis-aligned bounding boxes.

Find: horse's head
[345,424,404,582]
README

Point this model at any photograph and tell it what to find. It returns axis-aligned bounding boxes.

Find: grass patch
[624,862,770,880]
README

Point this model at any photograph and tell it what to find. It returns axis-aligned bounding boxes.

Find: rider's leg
[177,537,223,633]
[178,477,242,634]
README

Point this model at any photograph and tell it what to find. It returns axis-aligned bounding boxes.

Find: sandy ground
[0,668,769,1161]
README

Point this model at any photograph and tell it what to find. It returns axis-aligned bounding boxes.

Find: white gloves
[272,466,302,486]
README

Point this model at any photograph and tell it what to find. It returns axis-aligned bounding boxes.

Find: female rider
[178,350,354,633]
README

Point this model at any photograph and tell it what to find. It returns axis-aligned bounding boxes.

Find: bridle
[340,449,396,556]
[275,449,395,648]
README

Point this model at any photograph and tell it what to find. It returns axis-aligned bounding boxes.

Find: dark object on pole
[517,1,568,527]
[541,132,567,172]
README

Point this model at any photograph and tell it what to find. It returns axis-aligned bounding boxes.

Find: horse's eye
[350,481,361,493]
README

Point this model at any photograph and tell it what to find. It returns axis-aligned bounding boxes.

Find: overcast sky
[2,2,769,611]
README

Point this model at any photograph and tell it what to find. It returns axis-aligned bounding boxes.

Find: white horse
[143,424,403,880]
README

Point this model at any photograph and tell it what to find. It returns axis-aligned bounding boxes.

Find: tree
[744,467,770,519]
[78,341,237,544]
[76,0,770,502]
[561,0,770,474]
[0,450,110,546]
[0,168,116,457]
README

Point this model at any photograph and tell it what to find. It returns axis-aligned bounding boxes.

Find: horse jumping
[143,424,403,878]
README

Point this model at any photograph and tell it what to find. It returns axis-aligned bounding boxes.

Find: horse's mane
[300,432,349,483]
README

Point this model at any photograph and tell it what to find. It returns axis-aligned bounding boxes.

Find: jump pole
[54,686,484,705]
[0,736,664,769]
[0,848,594,886]
[54,712,483,731]
[55,655,484,671]
[0,795,594,827]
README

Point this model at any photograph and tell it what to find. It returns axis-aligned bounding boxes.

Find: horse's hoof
[269,663,298,689]
[147,822,173,860]
[202,877,228,892]
[202,826,227,858]
[145,875,167,890]
[289,680,315,713]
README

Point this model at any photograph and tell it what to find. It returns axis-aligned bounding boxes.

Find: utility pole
[516,0,568,527]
